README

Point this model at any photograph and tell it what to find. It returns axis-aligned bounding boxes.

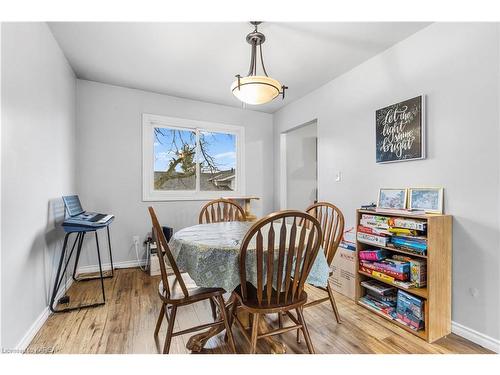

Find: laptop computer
[62,195,114,227]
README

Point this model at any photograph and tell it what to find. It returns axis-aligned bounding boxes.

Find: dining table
[168,220,330,353]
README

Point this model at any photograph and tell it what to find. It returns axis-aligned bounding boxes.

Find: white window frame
[142,114,245,201]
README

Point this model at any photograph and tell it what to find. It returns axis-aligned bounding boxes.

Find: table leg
[186,324,225,352]
[186,296,231,353]
[186,298,286,354]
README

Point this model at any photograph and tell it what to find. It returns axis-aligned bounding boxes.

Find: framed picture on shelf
[376,95,425,163]
[408,187,444,214]
[377,188,408,209]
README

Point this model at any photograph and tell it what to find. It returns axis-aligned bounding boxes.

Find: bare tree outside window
[153,127,237,192]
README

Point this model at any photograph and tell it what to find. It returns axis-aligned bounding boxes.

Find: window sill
[142,191,246,202]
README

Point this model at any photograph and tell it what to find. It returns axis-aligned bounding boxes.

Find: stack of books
[359,255,419,289]
[359,280,397,319]
[391,235,427,254]
[393,255,427,287]
[396,290,425,331]
[388,217,426,231]
[359,258,410,281]
[357,231,389,246]
[358,249,387,261]
[357,214,428,255]
[359,214,391,230]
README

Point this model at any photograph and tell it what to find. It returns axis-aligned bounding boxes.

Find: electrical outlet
[133,235,140,245]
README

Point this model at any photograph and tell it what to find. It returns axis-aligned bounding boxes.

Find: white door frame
[279,119,318,210]
[279,133,287,210]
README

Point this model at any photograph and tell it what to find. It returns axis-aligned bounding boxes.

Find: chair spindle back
[304,202,344,266]
[239,210,322,307]
[148,207,189,299]
[199,198,246,224]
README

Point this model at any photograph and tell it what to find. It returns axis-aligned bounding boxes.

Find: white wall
[1,22,76,349]
[284,121,317,209]
[274,23,500,343]
[75,80,274,268]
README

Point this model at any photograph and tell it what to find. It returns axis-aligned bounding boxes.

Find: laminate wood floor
[28,268,493,354]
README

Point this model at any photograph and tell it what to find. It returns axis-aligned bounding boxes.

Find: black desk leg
[49,232,81,313]
[95,231,106,302]
[49,233,70,313]
[106,226,114,277]
[72,232,85,281]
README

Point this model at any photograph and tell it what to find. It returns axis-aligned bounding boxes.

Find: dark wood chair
[148,206,236,354]
[199,198,246,224]
[301,202,345,324]
[228,210,322,353]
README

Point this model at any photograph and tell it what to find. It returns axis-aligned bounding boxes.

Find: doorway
[280,120,318,210]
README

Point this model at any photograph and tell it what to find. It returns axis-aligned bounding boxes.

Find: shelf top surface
[357,209,451,220]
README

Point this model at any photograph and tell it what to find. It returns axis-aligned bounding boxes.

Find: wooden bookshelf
[355,209,452,343]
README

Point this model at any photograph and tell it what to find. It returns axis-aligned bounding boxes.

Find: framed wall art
[376,95,425,163]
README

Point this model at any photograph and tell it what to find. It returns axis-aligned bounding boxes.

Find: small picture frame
[408,188,444,214]
[377,188,408,210]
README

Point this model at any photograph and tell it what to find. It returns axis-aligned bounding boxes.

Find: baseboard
[76,259,147,274]
[15,277,73,352]
[14,307,50,352]
[452,321,500,353]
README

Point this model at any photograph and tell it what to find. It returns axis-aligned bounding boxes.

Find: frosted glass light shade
[231,75,281,105]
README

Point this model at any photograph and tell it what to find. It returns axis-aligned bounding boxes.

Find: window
[143,114,245,201]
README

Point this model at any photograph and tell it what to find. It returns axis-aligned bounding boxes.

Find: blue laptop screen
[62,195,84,217]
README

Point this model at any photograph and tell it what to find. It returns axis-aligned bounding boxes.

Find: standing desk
[49,219,114,313]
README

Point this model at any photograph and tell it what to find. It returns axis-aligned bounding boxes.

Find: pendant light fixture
[231,22,287,105]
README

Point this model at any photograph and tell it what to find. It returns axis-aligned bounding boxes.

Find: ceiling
[49,22,430,113]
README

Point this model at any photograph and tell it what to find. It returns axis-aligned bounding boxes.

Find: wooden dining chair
[148,207,236,354]
[301,202,345,324]
[228,210,323,354]
[198,198,246,224]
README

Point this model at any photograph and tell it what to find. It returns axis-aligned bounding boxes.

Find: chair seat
[233,282,308,313]
[158,272,225,304]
